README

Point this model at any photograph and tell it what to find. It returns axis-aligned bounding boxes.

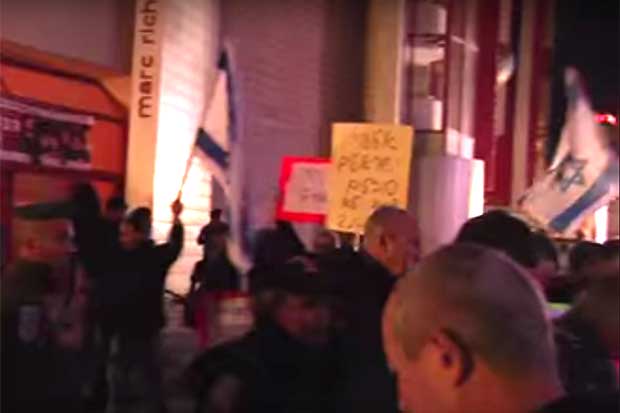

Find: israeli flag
[519,68,619,234]
[194,51,252,273]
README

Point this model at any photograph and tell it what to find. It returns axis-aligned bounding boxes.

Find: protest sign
[327,123,414,233]
[277,156,330,223]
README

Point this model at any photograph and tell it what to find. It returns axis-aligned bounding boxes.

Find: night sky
[548,0,619,160]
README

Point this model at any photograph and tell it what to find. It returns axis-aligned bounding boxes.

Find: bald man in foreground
[383,244,619,413]
[326,206,420,413]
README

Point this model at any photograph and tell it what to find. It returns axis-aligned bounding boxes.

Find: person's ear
[429,329,475,387]
[379,231,393,254]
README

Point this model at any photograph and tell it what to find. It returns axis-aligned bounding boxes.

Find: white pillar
[364,0,406,123]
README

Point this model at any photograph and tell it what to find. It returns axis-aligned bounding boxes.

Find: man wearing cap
[189,256,340,413]
[1,201,80,412]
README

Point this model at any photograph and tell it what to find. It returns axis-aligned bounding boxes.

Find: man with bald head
[383,244,618,413]
[326,206,420,413]
[363,206,420,276]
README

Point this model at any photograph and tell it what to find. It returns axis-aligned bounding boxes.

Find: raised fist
[171,199,184,217]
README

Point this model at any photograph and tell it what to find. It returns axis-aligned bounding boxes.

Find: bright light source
[594,205,609,244]
[595,113,618,126]
[468,159,485,219]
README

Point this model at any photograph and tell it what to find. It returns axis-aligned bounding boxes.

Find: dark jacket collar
[556,309,611,358]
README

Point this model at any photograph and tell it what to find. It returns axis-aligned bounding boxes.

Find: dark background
[548,0,619,162]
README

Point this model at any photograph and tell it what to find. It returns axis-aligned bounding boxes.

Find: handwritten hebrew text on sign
[326,123,413,233]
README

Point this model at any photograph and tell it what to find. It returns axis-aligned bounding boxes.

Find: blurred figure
[102,195,127,247]
[554,252,620,396]
[531,231,559,289]
[568,241,610,295]
[104,195,127,226]
[326,206,419,413]
[529,232,575,305]
[188,258,339,413]
[382,244,617,413]
[312,229,336,255]
[197,209,230,262]
[252,220,306,269]
[569,241,610,277]
[603,238,620,257]
[456,209,538,269]
[101,201,184,413]
[192,209,238,294]
[249,220,306,293]
[1,202,80,412]
[337,231,357,254]
[70,183,106,280]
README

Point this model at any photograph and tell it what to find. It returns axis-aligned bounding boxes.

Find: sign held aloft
[277,157,330,223]
[327,123,414,233]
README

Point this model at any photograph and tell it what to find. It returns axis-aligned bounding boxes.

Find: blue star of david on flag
[553,155,587,193]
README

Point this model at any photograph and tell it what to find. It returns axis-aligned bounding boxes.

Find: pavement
[160,299,202,413]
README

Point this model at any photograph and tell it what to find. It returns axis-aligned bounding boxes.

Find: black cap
[258,257,333,296]
[14,201,74,221]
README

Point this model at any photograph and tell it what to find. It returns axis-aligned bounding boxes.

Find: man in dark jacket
[554,254,619,396]
[1,202,81,412]
[192,209,239,293]
[189,258,339,413]
[102,200,184,413]
[324,206,420,413]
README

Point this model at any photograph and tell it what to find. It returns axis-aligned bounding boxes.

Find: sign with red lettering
[0,97,93,169]
[277,156,330,223]
[326,123,414,233]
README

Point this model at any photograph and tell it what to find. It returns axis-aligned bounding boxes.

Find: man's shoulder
[535,392,619,413]
[203,221,229,233]
[191,333,263,387]
[3,261,52,298]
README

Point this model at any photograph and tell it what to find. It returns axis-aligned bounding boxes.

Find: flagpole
[177,71,216,201]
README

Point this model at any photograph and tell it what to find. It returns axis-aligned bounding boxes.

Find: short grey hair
[364,206,410,241]
[390,243,556,377]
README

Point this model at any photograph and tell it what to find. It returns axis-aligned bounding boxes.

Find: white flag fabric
[519,68,619,234]
[193,51,252,273]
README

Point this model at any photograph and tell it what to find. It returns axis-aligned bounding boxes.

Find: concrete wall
[221,0,367,234]
[1,0,134,74]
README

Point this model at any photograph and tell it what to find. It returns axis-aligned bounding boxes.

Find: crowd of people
[1,181,619,413]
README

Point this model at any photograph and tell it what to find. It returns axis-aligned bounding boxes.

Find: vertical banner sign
[276,156,330,223]
[327,123,414,233]
[126,0,164,207]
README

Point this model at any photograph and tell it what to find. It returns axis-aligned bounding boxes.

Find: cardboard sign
[277,157,330,223]
[327,123,414,233]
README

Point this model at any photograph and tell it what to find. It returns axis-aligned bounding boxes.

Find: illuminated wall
[127,0,221,293]
[1,0,134,74]
[220,0,366,244]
